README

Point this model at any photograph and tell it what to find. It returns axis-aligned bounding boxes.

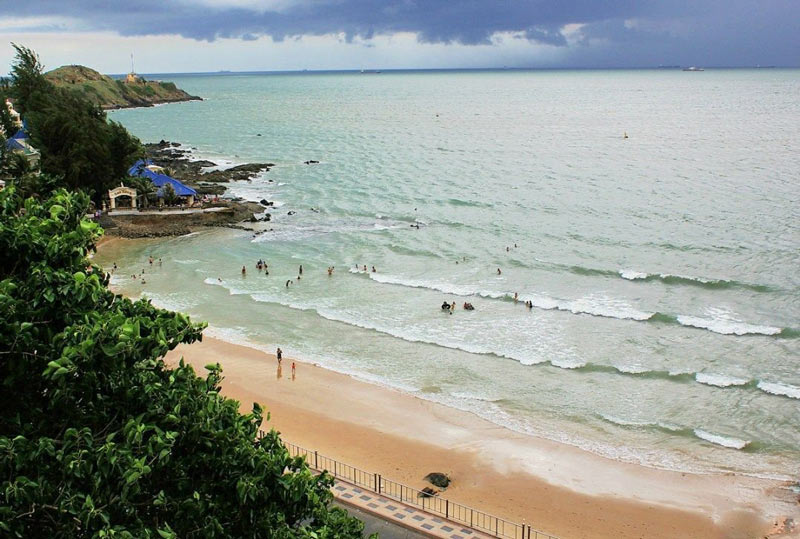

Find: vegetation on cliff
[45,65,201,110]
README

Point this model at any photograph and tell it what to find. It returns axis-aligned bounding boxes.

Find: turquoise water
[102,69,800,478]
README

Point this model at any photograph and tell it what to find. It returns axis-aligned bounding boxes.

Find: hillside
[44,65,201,109]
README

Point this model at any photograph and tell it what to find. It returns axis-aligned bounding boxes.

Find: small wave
[175,259,200,265]
[695,373,750,388]
[757,381,800,400]
[446,197,490,208]
[618,270,774,292]
[450,391,503,403]
[674,315,782,336]
[598,414,682,432]
[694,429,750,450]
[549,358,587,369]
[359,272,789,336]
[619,269,648,280]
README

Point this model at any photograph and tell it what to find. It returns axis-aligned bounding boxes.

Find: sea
[100,68,800,480]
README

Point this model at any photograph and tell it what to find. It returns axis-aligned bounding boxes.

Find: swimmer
[241,265,246,276]
[497,268,502,275]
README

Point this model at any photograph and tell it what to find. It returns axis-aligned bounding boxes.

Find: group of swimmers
[441,301,475,314]
[237,261,339,288]
[355,264,377,273]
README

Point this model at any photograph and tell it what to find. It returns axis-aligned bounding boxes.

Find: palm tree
[127,176,155,209]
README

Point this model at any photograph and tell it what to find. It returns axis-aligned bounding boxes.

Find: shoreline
[164,334,795,538]
[98,234,798,539]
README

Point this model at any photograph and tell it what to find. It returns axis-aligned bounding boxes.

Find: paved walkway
[105,207,229,216]
[332,480,493,539]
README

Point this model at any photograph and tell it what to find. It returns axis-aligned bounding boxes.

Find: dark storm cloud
[0,1,655,44]
[4,0,799,66]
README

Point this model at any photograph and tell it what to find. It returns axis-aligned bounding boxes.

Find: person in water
[299,265,303,275]
[241,265,246,276]
[497,268,502,275]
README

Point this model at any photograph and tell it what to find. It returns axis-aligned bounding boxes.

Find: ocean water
[101,69,800,479]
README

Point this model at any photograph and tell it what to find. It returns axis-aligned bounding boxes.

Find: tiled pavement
[332,480,494,539]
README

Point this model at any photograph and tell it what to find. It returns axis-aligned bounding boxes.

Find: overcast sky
[1,1,798,75]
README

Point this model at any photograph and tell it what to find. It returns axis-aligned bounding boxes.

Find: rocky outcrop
[424,472,451,488]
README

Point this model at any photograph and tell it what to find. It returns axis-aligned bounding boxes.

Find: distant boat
[682,66,705,72]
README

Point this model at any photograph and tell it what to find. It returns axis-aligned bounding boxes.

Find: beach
[162,334,793,539]
[96,69,800,538]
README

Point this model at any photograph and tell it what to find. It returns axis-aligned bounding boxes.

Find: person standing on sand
[277,347,283,364]
[291,362,296,378]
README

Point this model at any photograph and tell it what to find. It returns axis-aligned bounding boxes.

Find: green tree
[8,44,49,114]
[7,45,142,202]
[0,187,364,538]
[126,176,156,209]
[162,183,179,206]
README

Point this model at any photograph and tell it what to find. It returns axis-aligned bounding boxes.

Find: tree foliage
[0,188,365,537]
[7,44,143,201]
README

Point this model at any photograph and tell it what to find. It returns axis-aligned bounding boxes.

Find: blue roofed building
[4,128,40,169]
[127,159,197,207]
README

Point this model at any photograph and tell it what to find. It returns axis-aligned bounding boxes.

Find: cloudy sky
[0,1,798,74]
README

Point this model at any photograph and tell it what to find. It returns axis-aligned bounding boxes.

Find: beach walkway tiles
[332,480,494,539]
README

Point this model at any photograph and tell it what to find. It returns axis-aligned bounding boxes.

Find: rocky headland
[45,65,202,110]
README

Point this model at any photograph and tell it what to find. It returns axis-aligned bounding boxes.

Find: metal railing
[263,433,557,539]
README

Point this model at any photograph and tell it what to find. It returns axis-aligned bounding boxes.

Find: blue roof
[130,165,197,197]
[5,138,25,151]
[128,159,154,176]
[11,129,28,140]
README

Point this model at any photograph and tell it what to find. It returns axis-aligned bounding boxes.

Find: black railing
[266,433,557,539]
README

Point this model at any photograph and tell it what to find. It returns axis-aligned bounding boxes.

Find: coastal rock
[419,487,438,498]
[424,472,451,488]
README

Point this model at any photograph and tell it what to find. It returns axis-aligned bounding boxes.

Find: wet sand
[164,335,797,539]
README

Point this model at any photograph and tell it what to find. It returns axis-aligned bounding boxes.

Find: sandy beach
[163,335,797,539]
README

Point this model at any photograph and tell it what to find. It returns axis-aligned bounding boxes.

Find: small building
[128,159,197,206]
[4,129,40,169]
